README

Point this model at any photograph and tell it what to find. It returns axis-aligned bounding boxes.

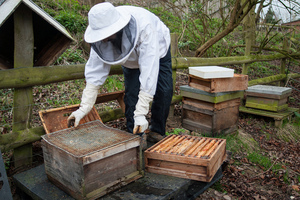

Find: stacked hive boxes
[180,66,248,136]
[245,85,292,112]
[39,105,143,200]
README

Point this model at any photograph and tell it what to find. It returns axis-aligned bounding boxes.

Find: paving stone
[13,164,223,200]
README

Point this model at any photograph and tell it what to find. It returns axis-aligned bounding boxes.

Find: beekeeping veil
[84,2,137,64]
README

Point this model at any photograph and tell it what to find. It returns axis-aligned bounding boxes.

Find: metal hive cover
[42,120,139,157]
[246,85,292,95]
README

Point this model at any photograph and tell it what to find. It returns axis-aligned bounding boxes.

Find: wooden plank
[245,96,288,112]
[189,74,248,93]
[163,136,187,153]
[13,4,34,168]
[83,139,140,164]
[183,108,213,128]
[39,105,102,134]
[184,138,205,156]
[96,90,125,104]
[86,171,142,200]
[206,140,226,175]
[42,140,83,193]
[189,139,211,157]
[239,106,299,121]
[207,144,226,177]
[148,135,176,152]
[147,159,207,175]
[182,119,212,133]
[35,34,71,66]
[246,91,291,100]
[83,148,138,194]
[183,97,240,112]
[180,85,244,103]
[145,165,210,182]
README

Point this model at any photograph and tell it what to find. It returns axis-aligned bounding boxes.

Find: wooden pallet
[239,106,299,127]
[144,135,226,182]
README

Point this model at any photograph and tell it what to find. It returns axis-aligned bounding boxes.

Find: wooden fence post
[12,4,34,168]
[241,0,255,75]
[280,37,288,86]
[169,33,179,118]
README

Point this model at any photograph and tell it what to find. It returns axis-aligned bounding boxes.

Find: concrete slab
[13,164,223,200]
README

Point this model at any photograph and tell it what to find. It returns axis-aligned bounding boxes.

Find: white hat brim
[84,7,131,43]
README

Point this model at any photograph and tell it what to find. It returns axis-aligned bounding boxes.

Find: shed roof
[282,18,300,26]
[0,0,73,40]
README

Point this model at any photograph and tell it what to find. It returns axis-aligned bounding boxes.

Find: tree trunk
[195,0,258,57]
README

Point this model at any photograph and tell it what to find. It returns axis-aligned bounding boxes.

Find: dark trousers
[122,47,173,135]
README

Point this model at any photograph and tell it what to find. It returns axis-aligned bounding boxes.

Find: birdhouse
[0,0,73,70]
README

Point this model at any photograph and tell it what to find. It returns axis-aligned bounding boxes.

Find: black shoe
[146,131,164,143]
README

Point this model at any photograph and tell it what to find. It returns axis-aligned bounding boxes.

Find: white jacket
[84,5,171,96]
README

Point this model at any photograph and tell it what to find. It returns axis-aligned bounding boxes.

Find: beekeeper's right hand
[67,83,100,127]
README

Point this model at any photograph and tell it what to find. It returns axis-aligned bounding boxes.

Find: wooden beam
[248,73,300,86]
[13,4,34,168]
[1,53,300,89]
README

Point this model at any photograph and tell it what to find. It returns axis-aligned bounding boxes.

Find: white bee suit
[85,6,170,96]
[69,3,171,133]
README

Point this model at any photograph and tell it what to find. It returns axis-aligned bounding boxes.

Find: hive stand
[239,106,299,127]
[240,85,298,127]
[13,160,223,200]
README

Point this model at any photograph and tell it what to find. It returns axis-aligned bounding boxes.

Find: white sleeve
[137,24,160,96]
[85,48,111,86]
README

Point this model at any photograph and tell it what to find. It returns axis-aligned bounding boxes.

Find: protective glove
[133,91,153,134]
[67,83,100,127]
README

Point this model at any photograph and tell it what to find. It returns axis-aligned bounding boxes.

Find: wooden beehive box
[144,135,226,182]
[182,97,240,135]
[180,85,244,104]
[39,106,143,200]
[39,104,102,134]
[188,74,248,93]
[245,85,292,112]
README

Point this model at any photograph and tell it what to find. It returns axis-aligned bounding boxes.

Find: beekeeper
[68,2,173,142]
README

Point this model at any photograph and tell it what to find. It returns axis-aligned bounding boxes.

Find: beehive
[144,135,226,182]
[182,97,240,135]
[180,85,242,135]
[39,106,143,200]
[245,85,292,112]
[188,74,248,93]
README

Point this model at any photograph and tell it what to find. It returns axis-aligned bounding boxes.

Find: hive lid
[189,66,234,79]
[42,120,140,158]
[246,85,292,95]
